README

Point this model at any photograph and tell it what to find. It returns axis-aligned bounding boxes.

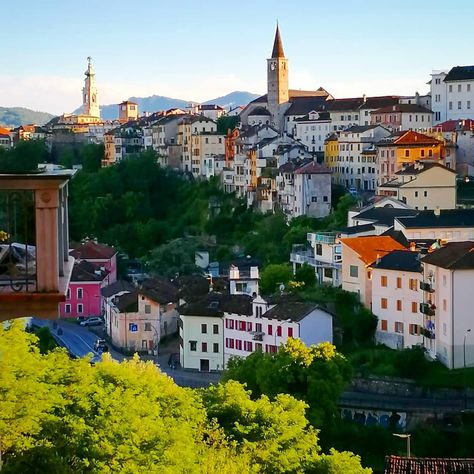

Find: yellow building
[324,133,339,181]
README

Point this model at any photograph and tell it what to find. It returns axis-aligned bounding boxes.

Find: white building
[421,241,474,369]
[372,250,423,350]
[431,67,474,124]
[293,111,331,153]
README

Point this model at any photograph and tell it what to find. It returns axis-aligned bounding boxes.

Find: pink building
[60,260,109,318]
[70,240,117,284]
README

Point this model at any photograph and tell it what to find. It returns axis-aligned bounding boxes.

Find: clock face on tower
[270,62,276,71]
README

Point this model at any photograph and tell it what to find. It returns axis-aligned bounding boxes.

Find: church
[240,25,333,133]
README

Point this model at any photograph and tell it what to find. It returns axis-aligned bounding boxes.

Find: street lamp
[393,433,411,458]
[464,329,471,368]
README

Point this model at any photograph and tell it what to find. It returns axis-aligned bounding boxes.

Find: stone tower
[82,57,100,118]
[267,25,289,125]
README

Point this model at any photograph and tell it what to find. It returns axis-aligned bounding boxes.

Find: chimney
[363,94,367,104]
[415,92,420,105]
[434,207,441,217]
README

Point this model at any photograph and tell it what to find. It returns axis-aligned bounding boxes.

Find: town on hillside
[3,21,474,474]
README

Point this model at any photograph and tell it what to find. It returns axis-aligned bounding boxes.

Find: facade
[372,250,423,350]
[119,101,138,123]
[378,162,457,211]
[370,103,433,131]
[421,241,474,369]
[70,240,117,284]
[0,127,12,148]
[82,57,100,118]
[293,111,331,152]
[431,66,474,124]
[340,236,406,308]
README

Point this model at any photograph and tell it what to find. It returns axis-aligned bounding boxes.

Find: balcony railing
[290,250,317,267]
[252,331,265,341]
[420,302,436,316]
[307,232,338,245]
[420,281,434,293]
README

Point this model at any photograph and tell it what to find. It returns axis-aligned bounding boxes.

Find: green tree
[79,144,103,172]
[216,115,240,134]
[0,140,48,173]
[259,263,293,294]
[295,263,316,288]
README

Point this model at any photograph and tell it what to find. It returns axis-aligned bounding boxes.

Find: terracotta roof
[271,25,285,58]
[434,119,474,132]
[372,103,433,114]
[294,161,331,175]
[340,236,406,266]
[422,241,474,269]
[70,241,116,260]
[384,455,474,473]
[444,65,474,82]
[378,130,442,147]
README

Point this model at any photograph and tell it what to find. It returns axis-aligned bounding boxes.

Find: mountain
[89,91,259,121]
[0,107,55,127]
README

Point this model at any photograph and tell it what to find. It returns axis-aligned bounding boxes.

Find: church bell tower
[82,57,100,118]
[267,25,289,125]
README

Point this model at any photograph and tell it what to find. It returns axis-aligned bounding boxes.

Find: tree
[0,140,48,173]
[295,263,316,288]
[259,263,293,294]
[216,116,240,134]
[224,339,352,427]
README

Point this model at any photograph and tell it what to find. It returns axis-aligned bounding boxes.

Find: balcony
[420,302,436,316]
[420,281,434,293]
[0,169,75,320]
[252,331,265,341]
[307,232,338,245]
[290,248,317,267]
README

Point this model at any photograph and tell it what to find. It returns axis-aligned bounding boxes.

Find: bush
[393,346,430,378]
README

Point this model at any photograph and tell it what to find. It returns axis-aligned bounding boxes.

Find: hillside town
[4,18,474,474]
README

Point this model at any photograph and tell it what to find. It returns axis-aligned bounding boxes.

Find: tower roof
[271,25,285,58]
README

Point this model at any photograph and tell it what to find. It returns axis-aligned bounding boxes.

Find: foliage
[259,263,293,294]
[295,263,316,288]
[30,326,57,354]
[0,140,48,173]
[216,115,240,134]
[224,339,352,427]
[393,346,430,379]
[0,323,369,473]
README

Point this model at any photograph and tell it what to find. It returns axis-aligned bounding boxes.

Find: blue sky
[2,0,474,114]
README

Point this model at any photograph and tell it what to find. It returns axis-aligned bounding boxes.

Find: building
[340,236,406,308]
[103,124,143,166]
[431,66,474,124]
[119,101,138,123]
[293,111,331,152]
[384,455,474,474]
[376,131,446,186]
[372,250,423,350]
[378,162,457,211]
[60,260,109,318]
[421,241,474,369]
[82,57,100,118]
[370,103,433,131]
[70,240,117,284]
[0,127,12,148]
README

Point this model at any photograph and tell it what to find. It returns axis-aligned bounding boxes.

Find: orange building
[225,128,240,166]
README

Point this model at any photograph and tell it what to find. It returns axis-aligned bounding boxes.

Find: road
[32,318,221,388]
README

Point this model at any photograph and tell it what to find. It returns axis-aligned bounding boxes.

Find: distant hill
[83,91,259,121]
[0,107,55,127]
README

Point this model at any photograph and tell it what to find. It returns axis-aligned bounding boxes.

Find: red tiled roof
[394,130,441,146]
[434,119,474,132]
[384,455,474,474]
[70,241,116,260]
[340,236,406,266]
[371,103,433,114]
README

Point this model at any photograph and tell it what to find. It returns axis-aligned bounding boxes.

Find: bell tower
[267,25,289,125]
[82,57,100,118]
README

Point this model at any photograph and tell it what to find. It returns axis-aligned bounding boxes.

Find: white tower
[82,57,100,118]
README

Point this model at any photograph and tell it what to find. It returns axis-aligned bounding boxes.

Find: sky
[2,0,474,115]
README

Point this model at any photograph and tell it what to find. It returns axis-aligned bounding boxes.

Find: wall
[299,309,333,346]
[61,281,103,318]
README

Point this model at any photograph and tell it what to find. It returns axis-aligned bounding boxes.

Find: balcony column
[62,184,70,263]
[35,188,59,292]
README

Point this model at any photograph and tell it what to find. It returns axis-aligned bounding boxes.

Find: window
[225,338,234,349]
[145,304,151,314]
[396,277,402,289]
[213,324,219,334]
[315,243,323,256]
[468,84,472,92]
[239,320,246,331]
[77,288,83,299]
[256,322,262,332]
[458,101,462,110]
[65,303,71,314]
[225,319,235,329]
[311,196,317,203]
[213,343,219,353]
[396,300,402,311]
[405,149,410,158]
[409,324,420,335]
[443,275,447,287]
[235,339,242,351]
[246,321,252,331]
[350,265,358,278]
[190,341,197,351]
[77,303,83,314]
[66,288,71,299]
[468,101,471,110]
[380,319,388,331]
[415,191,418,197]
[145,322,152,331]
[443,323,447,336]
[395,321,404,333]
[255,343,262,351]
[381,275,388,287]
[244,341,253,352]
[381,298,388,309]
[288,327,294,338]
[443,299,447,311]
[276,326,282,337]
[201,323,207,334]
[458,84,462,92]
[449,85,453,93]
[202,342,208,353]
[236,282,248,293]
[411,301,418,313]
[267,324,273,335]
[323,196,328,202]
[449,101,453,110]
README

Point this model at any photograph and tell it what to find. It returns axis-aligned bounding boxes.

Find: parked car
[76,316,87,324]
[79,317,103,327]
[94,338,108,353]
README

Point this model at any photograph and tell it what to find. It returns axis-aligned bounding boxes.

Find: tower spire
[271,23,285,58]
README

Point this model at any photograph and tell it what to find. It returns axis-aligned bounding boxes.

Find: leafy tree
[295,263,316,288]
[259,263,293,294]
[80,144,103,172]
[0,140,48,173]
[224,339,352,427]
[216,115,240,134]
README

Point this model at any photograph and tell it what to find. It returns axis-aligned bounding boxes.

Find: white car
[79,317,103,327]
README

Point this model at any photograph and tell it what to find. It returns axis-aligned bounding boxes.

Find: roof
[372,103,433,114]
[353,207,419,227]
[294,111,331,122]
[421,241,474,269]
[340,236,406,265]
[178,293,253,317]
[271,25,285,58]
[359,96,401,110]
[249,106,271,116]
[395,161,456,176]
[101,280,135,298]
[139,277,179,304]
[374,250,422,272]
[199,104,224,111]
[70,260,109,283]
[114,291,139,313]
[396,209,474,229]
[339,223,376,235]
[384,455,474,474]
[377,130,442,147]
[343,124,383,134]
[174,274,210,302]
[262,301,323,322]
[444,65,474,82]
[380,228,410,248]
[434,119,474,132]
[294,161,331,175]
[284,95,329,116]
[70,240,116,260]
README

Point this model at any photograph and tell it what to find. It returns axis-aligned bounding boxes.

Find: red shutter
[277,326,282,337]
[268,324,273,335]
[288,327,293,338]
[247,322,253,331]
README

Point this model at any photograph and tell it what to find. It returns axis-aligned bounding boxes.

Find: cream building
[377,162,457,211]
[82,57,100,118]
[372,250,424,350]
